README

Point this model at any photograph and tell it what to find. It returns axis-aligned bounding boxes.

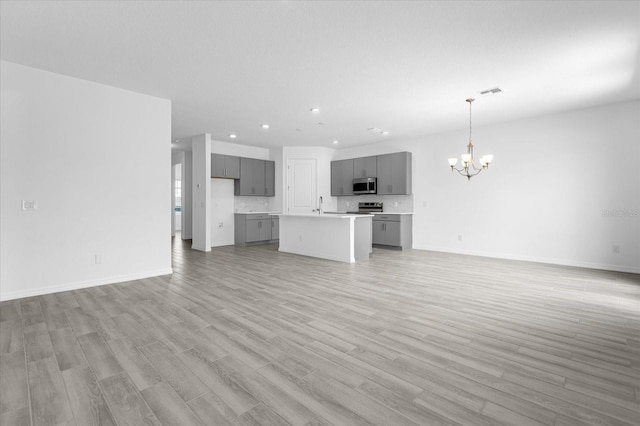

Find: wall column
[181,150,192,240]
[191,134,211,251]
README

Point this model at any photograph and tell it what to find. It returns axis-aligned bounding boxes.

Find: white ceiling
[1,1,639,149]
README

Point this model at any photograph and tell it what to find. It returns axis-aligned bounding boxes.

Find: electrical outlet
[458,234,463,241]
[218,222,223,228]
[612,245,620,254]
[299,235,303,241]
[95,254,102,264]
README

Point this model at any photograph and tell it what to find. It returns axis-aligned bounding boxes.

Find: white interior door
[287,158,317,214]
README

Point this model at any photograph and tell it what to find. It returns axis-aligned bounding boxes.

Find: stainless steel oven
[353,177,377,195]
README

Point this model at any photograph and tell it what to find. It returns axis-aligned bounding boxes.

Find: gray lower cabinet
[211,154,240,179]
[235,214,278,246]
[377,152,412,195]
[372,214,412,249]
[271,215,279,240]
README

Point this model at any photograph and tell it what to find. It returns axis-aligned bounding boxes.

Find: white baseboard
[211,240,235,247]
[0,268,174,301]
[412,244,640,274]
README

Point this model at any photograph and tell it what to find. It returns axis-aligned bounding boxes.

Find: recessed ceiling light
[332,140,339,144]
[229,134,237,139]
[261,124,269,129]
[367,127,389,135]
[310,108,320,113]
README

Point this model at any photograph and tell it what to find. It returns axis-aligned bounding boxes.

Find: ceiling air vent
[479,87,502,95]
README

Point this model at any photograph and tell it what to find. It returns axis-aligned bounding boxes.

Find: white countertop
[326,211,414,215]
[276,213,373,219]
[372,212,414,215]
[234,211,282,215]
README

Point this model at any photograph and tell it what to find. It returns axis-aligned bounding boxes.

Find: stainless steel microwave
[353,177,377,194]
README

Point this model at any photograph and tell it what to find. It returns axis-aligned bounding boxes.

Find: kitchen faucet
[318,196,323,214]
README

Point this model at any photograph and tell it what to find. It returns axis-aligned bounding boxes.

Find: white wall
[335,101,640,273]
[0,61,172,300]
[210,179,235,246]
[212,140,270,160]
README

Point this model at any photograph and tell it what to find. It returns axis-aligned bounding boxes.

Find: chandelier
[448,98,493,180]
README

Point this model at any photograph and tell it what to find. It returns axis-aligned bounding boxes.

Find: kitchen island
[275,213,373,263]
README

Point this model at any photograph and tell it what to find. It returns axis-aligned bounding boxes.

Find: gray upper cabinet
[211,154,240,179]
[234,158,275,197]
[265,160,275,196]
[331,159,354,196]
[331,151,412,196]
[252,158,266,196]
[376,152,412,195]
[353,156,377,178]
[236,157,254,195]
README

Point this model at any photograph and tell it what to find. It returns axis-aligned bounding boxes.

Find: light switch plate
[22,200,37,210]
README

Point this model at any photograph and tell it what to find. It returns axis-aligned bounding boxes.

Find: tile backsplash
[234,196,271,212]
[337,194,414,213]
[233,194,413,213]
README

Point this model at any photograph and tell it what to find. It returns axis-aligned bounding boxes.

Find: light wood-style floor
[1,239,639,426]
